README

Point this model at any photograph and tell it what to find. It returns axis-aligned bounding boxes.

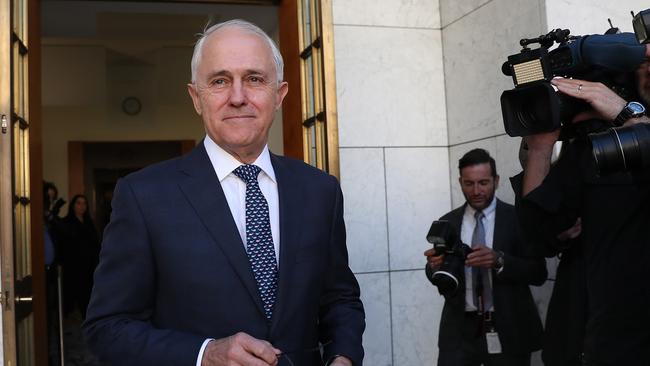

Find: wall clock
[122,97,142,116]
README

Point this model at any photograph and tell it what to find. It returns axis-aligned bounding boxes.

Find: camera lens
[589,123,650,175]
[431,270,459,297]
[501,83,562,136]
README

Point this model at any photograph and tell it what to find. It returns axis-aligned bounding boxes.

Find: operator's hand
[201,332,281,366]
[465,245,497,269]
[424,248,445,270]
[557,217,582,241]
[551,78,626,123]
[522,130,560,196]
[524,128,560,154]
[329,356,353,366]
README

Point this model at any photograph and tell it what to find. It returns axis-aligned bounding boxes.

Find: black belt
[465,311,495,323]
[465,311,496,336]
[465,310,494,316]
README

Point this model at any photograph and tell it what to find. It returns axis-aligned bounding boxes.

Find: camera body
[500,31,644,138]
[427,220,473,297]
[501,17,650,175]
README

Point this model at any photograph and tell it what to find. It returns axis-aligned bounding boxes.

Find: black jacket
[513,136,650,365]
[426,199,546,354]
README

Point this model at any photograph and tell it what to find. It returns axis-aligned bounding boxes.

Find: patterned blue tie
[233,164,278,320]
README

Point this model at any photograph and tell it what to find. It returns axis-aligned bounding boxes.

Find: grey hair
[190,19,284,84]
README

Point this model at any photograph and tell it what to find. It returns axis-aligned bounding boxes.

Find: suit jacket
[512,136,650,365]
[426,199,546,354]
[82,144,365,366]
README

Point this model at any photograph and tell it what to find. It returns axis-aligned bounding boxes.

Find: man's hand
[201,332,281,366]
[551,78,626,122]
[329,356,353,366]
[465,245,497,268]
[557,217,582,241]
[424,248,444,270]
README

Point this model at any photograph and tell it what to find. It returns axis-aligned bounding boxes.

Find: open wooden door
[1,0,44,364]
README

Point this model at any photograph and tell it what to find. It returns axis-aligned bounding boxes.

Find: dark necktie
[471,211,492,312]
[233,164,278,320]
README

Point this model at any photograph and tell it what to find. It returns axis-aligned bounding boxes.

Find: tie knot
[474,210,484,221]
[233,164,262,185]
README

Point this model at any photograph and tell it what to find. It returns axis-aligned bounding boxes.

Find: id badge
[486,331,502,354]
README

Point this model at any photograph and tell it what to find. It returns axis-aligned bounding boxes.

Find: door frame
[0,0,46,364]
[2,0,324,364]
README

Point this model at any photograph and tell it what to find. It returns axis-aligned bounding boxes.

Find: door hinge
[1,114,7,134]
[0,291,9,310]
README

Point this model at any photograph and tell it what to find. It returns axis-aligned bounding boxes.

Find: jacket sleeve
[494,205,547,286]
[82,178,205,366]
[510,140,583,259]
[319,179,366,366]
[496,243,547,286]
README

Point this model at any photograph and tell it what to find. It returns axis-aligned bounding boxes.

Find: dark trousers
[438,312,531,366]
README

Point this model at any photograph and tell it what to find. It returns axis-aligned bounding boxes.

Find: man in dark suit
[424,148,546,366]
[82,19,364,366]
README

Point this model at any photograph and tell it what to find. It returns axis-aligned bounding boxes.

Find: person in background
[60,194,100,320]
[425,148,546,366]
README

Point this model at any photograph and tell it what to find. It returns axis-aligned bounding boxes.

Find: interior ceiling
[42,1,279,49]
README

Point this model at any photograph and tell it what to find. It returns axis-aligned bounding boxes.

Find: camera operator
[514,43,650,366]
[424,149,546,366]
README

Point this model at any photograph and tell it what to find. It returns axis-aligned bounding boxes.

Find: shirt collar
[465,196,497,218]
[203,135,276,184]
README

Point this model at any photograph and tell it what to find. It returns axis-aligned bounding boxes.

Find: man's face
[459,162,499,211]
[188,27,288,161]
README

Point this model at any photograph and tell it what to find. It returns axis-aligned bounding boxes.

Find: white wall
[346,0,648,365]
[332,1,449,364]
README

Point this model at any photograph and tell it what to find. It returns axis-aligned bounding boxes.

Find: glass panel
[12,0,27,44]
[312,47,323,114]
[317,121,327,169]
[312,0,321,38]
[308,125,317,166]
[21,130,30,276]
[18,316,34,365]
[12,44,26,117]
[302,0,312,49]
[304,56,315,119]
[13,123,22,198]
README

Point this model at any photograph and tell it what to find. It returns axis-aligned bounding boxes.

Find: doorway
[40,2,283,364]
[2,0,333,363]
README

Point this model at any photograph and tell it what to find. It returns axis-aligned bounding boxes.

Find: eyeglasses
[276,340,332,366]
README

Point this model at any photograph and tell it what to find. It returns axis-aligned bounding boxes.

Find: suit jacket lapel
[269,154,304,332]
[177,144,266,318]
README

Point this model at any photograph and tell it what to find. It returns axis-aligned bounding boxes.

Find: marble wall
[332,0,448,364]
[334,0,648,364]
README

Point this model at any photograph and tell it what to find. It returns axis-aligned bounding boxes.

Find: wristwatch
[493,251,505,270]
[613,101,645,126]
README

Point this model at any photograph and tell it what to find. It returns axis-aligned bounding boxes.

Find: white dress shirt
[461,197,496,311]
[196,135,281,365]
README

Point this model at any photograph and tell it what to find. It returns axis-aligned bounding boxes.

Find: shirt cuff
[196,338,214,366]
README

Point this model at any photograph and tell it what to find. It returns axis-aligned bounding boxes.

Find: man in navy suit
[83,19,365,366]
[424,149,546,366]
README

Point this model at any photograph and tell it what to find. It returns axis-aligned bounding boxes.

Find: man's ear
[275,81,289,110]
[494,174,500,189]
[187,83,202,115]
